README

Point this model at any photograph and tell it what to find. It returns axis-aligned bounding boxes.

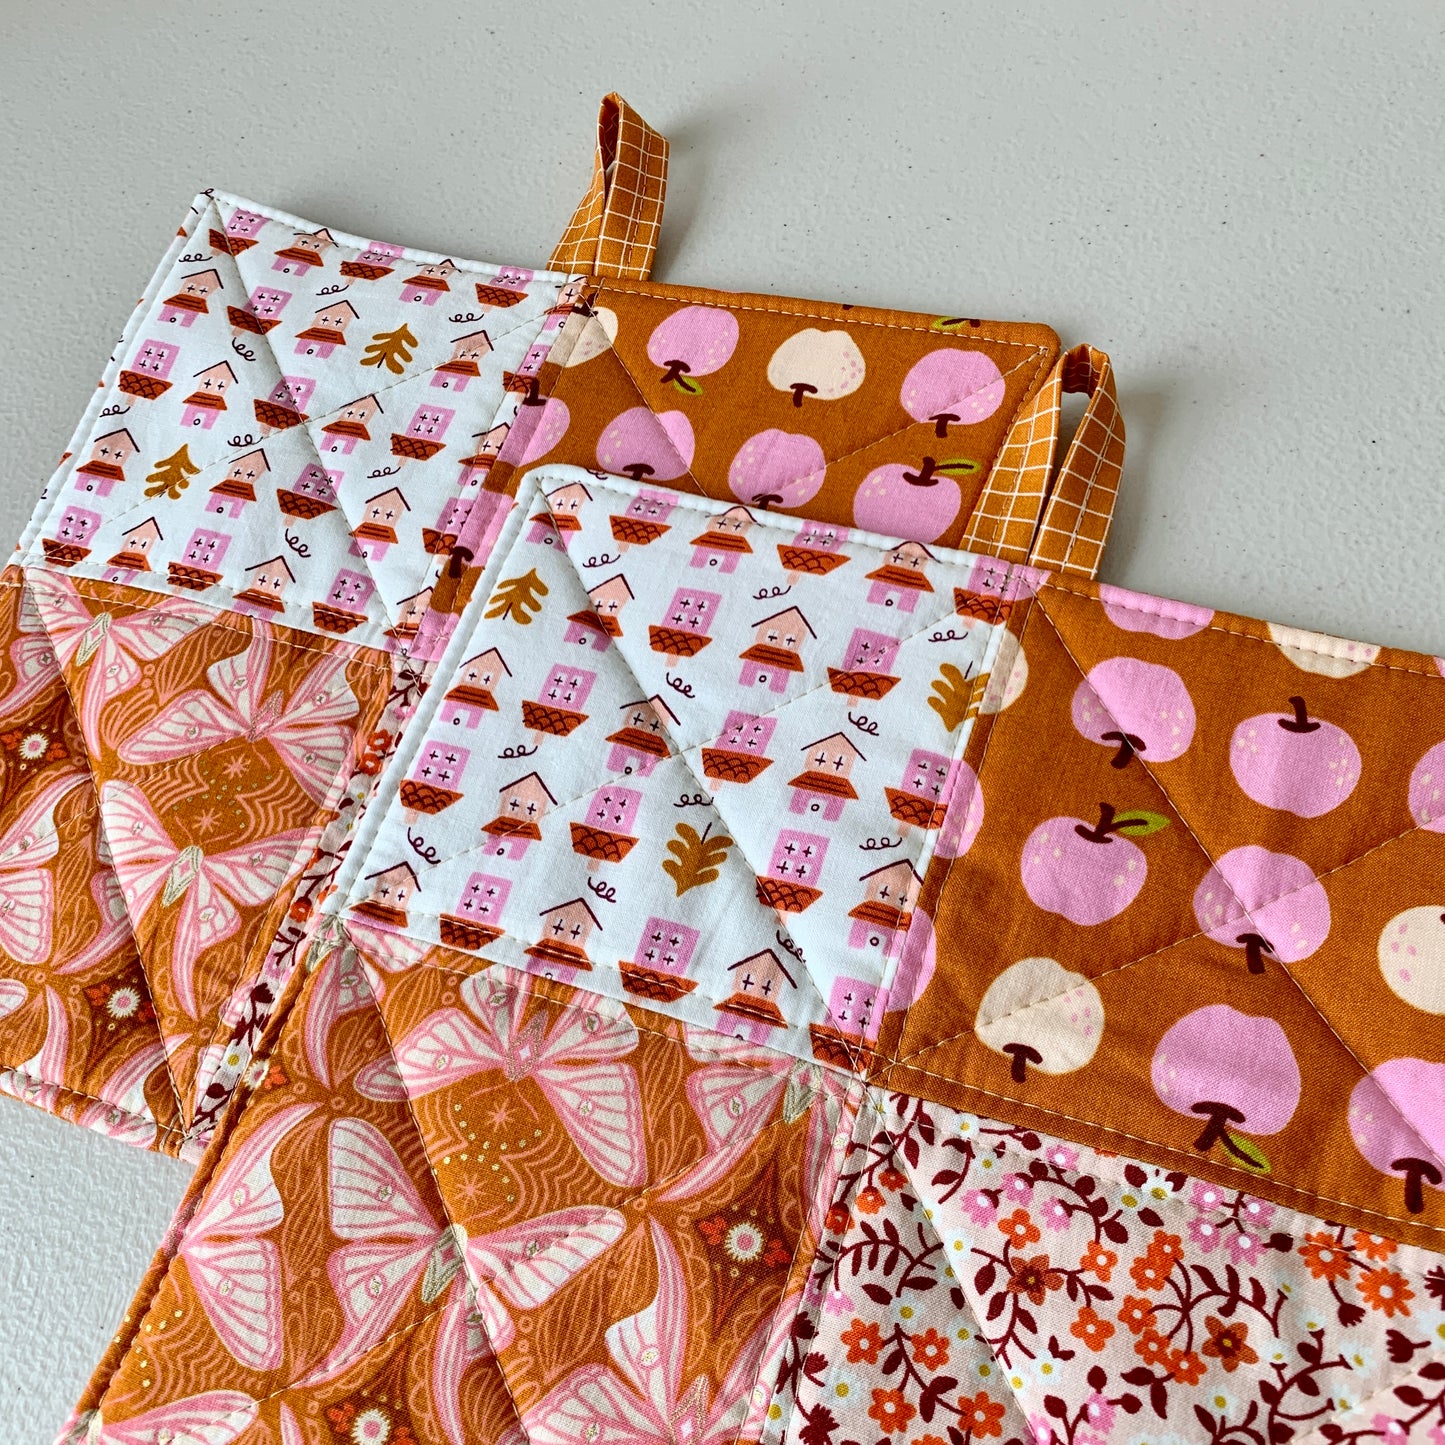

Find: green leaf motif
[1114,809,1171,837]
[936,458,982,478]
[671,375,704,396]
[1224,1131,1271,1174]
[930,316,970,333]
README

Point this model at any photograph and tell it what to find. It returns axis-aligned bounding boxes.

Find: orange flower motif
[998,1208,1042,1248]
[825,1203,851,1235]
[1135,1328,1174,1367]
[1201,1316,1258,1372]
[1069,1306,1116,1352]
[1006,1253,1064,1306]
[1148,1230,1184,1265]
[914,1436,948,1445]
[958,1391,1006,1440]
[878,1166,907,1192]
[1358,1268,1414,1318]
[1129,1248,1173,1292]
[840,1317,884,1364]
[1079,1240,1117,1282]
[1352,1231,1398,1262]
[868,1388,915,1435]
[1118,1295,1158,1335]
[1170,1348,1206,1385]
[910,1327,950,1371]
[1299,1232,1352,1283]
[856,1186,885,1216]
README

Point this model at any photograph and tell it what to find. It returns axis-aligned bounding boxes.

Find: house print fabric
[4,93,1443,1445]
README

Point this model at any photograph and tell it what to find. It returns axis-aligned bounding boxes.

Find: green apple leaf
[671,375,703,396]
[937,458,982,478]
[931,316,971,333]
[1114,809,1171,837]
[1224,1131,1271,1174]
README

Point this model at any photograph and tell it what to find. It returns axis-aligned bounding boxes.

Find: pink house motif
[439,648,510,727]
[43,504,103,566]
[350,861,419,930]
[739,607,814,693]
[398,740,470,819]
[390,404,454,463]
[700,711,777,786]
[211,207,266,255]
[431,331,493,392]
[482,772,556,859]
[388,587,432,643]
[159,269,222,326]
[689,505,754,572]
[570,784,643,868]
[827,628,902,700]
[423,494,473,554]
[821,976,888,1047]
[350,487,409,559]
[649,588,721,664]
[438,872,511,951]
[209,450,269,518]
[620,917,701,1002]
[610,489,678,549]
[527,480,591,549]
[295,300,359,357]
[756,829,828,914]
[788,733,865,821]
[73,430,138,497]
[321,394,382,455]
[234,556,295,615]
[168,526,231,591]
[865,540,936,612]
[340,242,403,281]
[116,338,177,403]
[521,664,595,739]
[313,568,376,636]
[272,227,336,275]
[566,574,633,651]
[847,859,923,952]
[524,898,600,973]
[399,259,457,305]
[228,285,292,336]
[456,423,509,490]
[779,521,851,579]
[276,462,339,521]
[105,518,162,576]
[605,696,678,776]
[179,361,238,429]
[716,950,796,1029]
[884,748,959,832]
[254,375,315,434]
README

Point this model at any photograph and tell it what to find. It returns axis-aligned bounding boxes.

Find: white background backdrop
[2,4,1443,1438]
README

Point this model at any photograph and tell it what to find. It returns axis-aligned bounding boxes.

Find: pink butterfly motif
[524,1220,769,1445]
[118,630,361,807]
[176,1101,316,1371]
[0,772,86,966]
[303,936,376,1088]
[356,972,647,1188]
[100,780,317,1016]
[77,1040,169,1149]
[84,1389,258,1445]
[0,976,26,1020]
[2,578,68,720]
[53,861,136,975]
[25,568,213,754]
[316,1116,625,1445]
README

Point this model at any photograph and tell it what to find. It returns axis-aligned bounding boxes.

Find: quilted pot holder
[4,95,1442,1445]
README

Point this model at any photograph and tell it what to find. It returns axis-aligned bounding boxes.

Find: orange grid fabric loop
[959,341,1125,578]
[548,93,670,281]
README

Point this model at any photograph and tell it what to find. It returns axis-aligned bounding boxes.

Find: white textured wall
[2,3,1443,1439]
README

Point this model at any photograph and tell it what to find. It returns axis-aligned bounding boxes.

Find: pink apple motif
[727,430,827,509]
[1348,1059,1445,1212]
[887,906,936,1017]
[1020,803,1168,925]
[900,349,1006,436]
[596,407,696,483]
[934,761,984,860]
[1409,740,1445,832]
[1192,845,1330,974]
[853,458,971,543]
[1152,1005,1301,1166]
[1230,697,1361,818]
[1097,584,1214,640]
[646,306,739,392]
[1071,657,1196,767]
[518,397,570,465]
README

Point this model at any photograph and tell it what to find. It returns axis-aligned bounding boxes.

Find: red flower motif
[1201,1315,1258,1372]
[878,1165,907,1192]
[763,1239,792,1269]
[958,1391,1006,1440]
[825,1203,851,1235]
[696,1215,727,1246]
[855,1186,885,1216]
[840,1317,883,1364]
[910,1327,949,1371]
[1079,1239,1117,1281]
[1358,1268,1414,1318]
[1299,1231,1352,1283]
[1118,1294,1158,1335]
[997,1208,1042,1248]
[1006,1253,1064,1306]
[867,1388,915,1435]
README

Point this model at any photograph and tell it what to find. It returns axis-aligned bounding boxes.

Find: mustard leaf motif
[361,323,418,374]
[142,444,200,500]
[662,822,733,896]
[1114,809,1171,837]
[483,569,548,624]
[927,662,976,734]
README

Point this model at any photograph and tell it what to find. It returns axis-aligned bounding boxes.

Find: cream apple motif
[975,957,1104,1081]
[1019,803,1169,925]
[1348,1059,1445,1212]
[1267,623,1380,678]
[1071,657,1196,767]
[596,407,695,482]
[645,305,739,394]
[1230,697,1361,817]
[1378,906,1445,1013]
[1409,740,1445,831]
[1152,1005,1301,1169]
[1097,584,1213,640]
[727,430,826,509]
[562,305,618,367]
[899,349,1005,436]
[978,634,1027,715]
[766,329,865,406]
[1193,845,1330,975]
